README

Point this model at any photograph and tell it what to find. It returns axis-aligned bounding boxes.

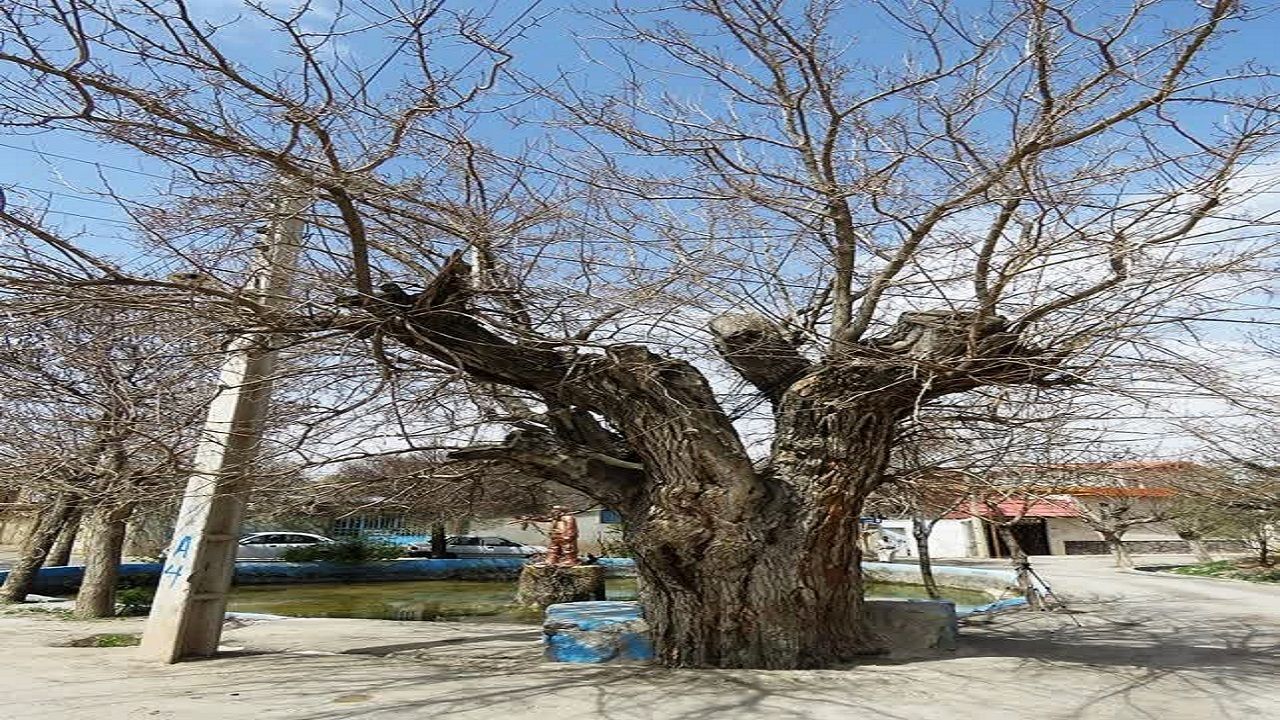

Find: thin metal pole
[140,198,305,662]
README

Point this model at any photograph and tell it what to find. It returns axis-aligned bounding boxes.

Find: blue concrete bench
[544,601,652,663]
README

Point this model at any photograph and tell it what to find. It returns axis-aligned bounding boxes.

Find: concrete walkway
[0,555,1274,720]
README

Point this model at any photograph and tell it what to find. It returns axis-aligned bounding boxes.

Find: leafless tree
[1166,467,1280,565]
[265,451,583,558]
[1051,463,1201,568]
[1167,492,1237,564]
[869,469,968,600]
[0,0,1277,666]
[0,306,215,614]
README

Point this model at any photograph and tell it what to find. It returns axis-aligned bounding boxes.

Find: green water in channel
[226,578,992,623]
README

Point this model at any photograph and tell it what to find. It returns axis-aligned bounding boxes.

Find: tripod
[1016,560,1082,626]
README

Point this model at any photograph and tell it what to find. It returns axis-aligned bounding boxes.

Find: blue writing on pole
[162,563,185,587]
[173,534,192,559]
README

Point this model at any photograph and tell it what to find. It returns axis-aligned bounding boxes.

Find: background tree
[263,451,584,558]
[0,0,1277,667]
[1205,470,1280,566]
[1166,493,1233,564]
[0,307,214,614]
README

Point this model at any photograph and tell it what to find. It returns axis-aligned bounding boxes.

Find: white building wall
[1044,517,1186,555]
[878,518,985,559]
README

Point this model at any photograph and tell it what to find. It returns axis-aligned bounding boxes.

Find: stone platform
[865,599,957,655]
[515,564,606,610]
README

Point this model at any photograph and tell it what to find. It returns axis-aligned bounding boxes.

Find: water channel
[226,578,993,622]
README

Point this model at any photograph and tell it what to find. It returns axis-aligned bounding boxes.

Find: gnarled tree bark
[347,257,1054,668]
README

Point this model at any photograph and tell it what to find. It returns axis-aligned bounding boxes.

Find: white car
[406,535,546,559]
[236,532,333,560]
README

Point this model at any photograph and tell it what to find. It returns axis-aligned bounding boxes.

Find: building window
[331,512,408,537]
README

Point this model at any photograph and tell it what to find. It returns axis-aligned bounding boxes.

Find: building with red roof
[875,462,1241,559]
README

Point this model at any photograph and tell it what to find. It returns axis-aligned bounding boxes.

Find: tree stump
[515,564,606,610]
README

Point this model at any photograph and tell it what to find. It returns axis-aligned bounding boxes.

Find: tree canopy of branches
[1,0,1278,667]
[261,451,584,541]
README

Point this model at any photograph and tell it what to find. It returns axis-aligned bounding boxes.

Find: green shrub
[115,586,155,616]
[281,537,404,564]
[1171,561,1234,577]
[68,633,141,648]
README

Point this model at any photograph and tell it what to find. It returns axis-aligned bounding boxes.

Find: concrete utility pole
[141,198,305,662]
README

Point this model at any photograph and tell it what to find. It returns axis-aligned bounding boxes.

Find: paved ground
[0,555,1275,720]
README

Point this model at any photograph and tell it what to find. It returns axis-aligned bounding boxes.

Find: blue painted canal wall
[544,601,653,664]
[0,557,640,596]
[2,558,1023,619]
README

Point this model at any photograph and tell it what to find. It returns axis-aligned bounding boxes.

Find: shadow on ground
[100,604,1273,720]
[2,565,1276,720]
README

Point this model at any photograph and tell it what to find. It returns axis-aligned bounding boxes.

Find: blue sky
[1,1,1277,459]
[5,0,1279,243]
[1,0,1277,333]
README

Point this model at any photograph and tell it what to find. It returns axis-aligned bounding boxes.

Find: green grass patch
[1170,561,1280,583]
[66,633,141,648]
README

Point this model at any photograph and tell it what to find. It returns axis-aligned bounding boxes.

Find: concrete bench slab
[543,601,652,663]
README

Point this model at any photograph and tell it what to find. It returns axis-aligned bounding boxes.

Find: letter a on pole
[141,197,306,662]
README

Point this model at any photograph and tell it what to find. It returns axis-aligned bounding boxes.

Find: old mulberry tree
[1,0,1276,667]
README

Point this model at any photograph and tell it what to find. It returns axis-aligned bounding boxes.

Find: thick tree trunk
[0,496,75,603]
[630,523,881,669]
[430,521,448,558]
[622,387,904,669]
[73,503,134,618]
[47,506,83,567]
[912,520,941,599]
[1101,532,1133,568]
